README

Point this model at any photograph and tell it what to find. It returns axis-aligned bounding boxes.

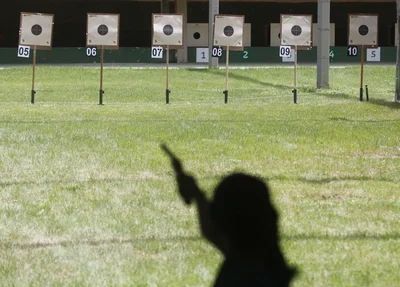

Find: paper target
[213,15,244,49]
[187,23,208,47]
[152,14,183,48]
[280,14,312,47]
[19,12,54,49]
[87,13,119,48]
[270,23,281,47]
[348,14,378,46]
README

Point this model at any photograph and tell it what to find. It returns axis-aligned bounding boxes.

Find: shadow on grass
[2,233,399,250]
[283,233,400,241]
[298,176,397,184]
[188,68,292,90]
[1,173,398,189]
[0,236,201,250]
[189,69,400,109]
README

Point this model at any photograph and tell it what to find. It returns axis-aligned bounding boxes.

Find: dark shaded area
[162,144,296,286]
[0,1,396,47]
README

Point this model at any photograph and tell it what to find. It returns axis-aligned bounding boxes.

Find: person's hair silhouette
[162,144,297,286]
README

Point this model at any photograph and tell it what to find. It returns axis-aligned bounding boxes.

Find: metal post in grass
[292,45,298,104]
[31,45,37,104]
[166,45,171,104]
[360,45,364,101]
[99,46,104,105]
[223,46,229,103]
[396,0,400,102]
[208,0,219,68]
[316,0,330,89]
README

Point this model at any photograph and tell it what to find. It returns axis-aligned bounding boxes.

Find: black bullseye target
[31,24,42,36]
[223,26,234,37]
[358,25,369,36]
[163,25,174,36]
[98,25,109,36]
[291,25,302,36]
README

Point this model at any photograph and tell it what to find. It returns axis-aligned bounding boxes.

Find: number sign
[86,47,97,57]
[212,46,223,58]
[151,47,163,59]
[347,46,358,57]
[279,46,292,58]
[17,45,30,58]
[196,48,209,63]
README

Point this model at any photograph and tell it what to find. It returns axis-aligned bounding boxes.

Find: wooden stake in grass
[166,45,170,104]
[292,45,298,104]
[99,46,104,105]
[31,45,37,104]
[223,46,230,104]
[360,45,364,101]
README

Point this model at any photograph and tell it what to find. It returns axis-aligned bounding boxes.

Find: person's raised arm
[161,144,228,255]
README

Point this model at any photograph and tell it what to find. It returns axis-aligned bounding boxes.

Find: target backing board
[187,23,208,47]
[213,14,245,50]
[19,12,54,49]
[87,13,120,49]
[348,14,378,46]
[152,14,183,48]
[280,14,312,47]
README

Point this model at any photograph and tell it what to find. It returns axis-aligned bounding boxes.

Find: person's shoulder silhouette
[162,145,297,286]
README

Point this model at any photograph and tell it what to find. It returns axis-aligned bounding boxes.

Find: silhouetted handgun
[161,144,193,205]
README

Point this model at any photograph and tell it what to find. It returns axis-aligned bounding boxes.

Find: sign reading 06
[87,13,120,49]
[213,14,245,50]
[152,14,183,48]
[19,12,54,49]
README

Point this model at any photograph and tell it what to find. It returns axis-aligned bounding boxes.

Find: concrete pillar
[317,0,330,88]
[160,0,169,13]
[176,0,187,63]
[208,0,219,68]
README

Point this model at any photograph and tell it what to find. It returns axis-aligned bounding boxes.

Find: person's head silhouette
[210,173,297,286]
[211,173,279,251]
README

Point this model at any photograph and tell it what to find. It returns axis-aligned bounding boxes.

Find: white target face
[87,13,119,48]
[152,14,183,47]
[213,15,244,48]
[348,15,378,46]
[187,23,208,47]
[19,12,54,48]
[281,15,312,47]
[270,23,281,47]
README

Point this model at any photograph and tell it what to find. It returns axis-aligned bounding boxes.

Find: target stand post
[359,45,365,101]
[98,46,105,105]
[31,45,37,104]
[223,46,230,104]
[166,45,171,104]
[292,45,298,104]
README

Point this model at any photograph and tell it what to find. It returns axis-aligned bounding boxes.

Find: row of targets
[19,12,378,50]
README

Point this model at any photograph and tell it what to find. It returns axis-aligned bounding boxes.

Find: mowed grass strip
[0,65,399,286]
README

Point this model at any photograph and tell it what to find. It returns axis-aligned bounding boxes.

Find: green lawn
[0,65,399,286]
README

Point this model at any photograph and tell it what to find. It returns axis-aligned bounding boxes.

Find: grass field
[0,64,399,286]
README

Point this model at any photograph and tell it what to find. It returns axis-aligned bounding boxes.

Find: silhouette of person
[162,144,297,286]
